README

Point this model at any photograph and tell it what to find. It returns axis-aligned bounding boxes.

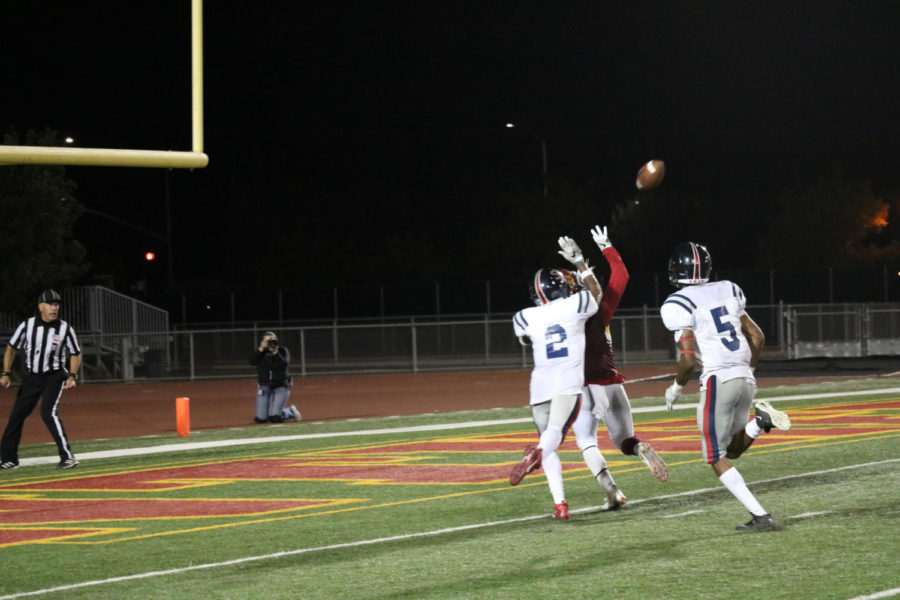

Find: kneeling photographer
[249,331,300,423]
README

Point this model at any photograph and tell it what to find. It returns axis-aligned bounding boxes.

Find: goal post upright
[192,0,204,155]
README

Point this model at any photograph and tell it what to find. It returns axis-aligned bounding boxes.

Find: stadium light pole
[505,122,548,201]
[164,169,174,304]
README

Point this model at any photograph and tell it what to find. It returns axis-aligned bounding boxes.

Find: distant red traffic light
[145,252,156,261]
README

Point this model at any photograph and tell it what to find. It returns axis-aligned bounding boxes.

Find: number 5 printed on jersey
[710,306,740,351]
[545,324,569,358]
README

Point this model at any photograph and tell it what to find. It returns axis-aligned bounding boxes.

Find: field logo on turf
[0,399,897,546]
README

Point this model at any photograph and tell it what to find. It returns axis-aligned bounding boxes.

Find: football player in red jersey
[569,226,669,510]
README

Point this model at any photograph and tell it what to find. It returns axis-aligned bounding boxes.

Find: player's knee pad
[576,438,597,452]
[540,426,563,446]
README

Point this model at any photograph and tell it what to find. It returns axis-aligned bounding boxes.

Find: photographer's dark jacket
[249,347,291,388]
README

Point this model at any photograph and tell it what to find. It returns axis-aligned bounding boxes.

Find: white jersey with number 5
[660,280,754,385]
[513,290,598,405]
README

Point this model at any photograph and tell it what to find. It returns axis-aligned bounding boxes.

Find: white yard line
[788,511,833,519]
[2,457,898,599]
[18,386,900,466]
[660,510,706,518]
[846,588,900,600]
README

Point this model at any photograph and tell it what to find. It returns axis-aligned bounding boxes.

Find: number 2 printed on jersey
[544,324,568,359]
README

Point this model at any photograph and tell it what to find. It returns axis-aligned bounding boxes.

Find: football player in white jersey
[509,236,601,519]
[660,242,791,532]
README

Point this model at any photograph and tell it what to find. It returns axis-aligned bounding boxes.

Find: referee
[0,290,82,470]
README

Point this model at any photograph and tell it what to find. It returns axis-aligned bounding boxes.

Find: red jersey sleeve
[597,246,629,324]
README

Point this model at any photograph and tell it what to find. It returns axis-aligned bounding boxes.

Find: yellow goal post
[0,0,208,169]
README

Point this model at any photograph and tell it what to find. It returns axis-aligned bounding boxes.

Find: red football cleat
[553,501,569,519]
[509,445,542,486]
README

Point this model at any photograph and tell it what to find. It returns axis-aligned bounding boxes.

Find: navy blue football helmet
[668,242,711,287]
[530,268,572,306]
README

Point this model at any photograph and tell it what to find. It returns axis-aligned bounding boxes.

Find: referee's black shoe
[57,458,79,470]
[0,461,19,470]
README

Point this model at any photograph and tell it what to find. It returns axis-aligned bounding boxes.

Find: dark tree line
[0,129,85,315]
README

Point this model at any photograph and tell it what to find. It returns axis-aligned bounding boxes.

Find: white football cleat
[600,488,627,511]
[753,400,791,433]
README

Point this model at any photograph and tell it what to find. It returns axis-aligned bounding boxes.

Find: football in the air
[635,159,665,190]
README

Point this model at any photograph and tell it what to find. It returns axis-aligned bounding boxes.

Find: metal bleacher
[62,287,170,380]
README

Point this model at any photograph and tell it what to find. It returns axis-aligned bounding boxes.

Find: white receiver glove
[591,225,611,251]
[665,381,683,411]
[557,236,584,265]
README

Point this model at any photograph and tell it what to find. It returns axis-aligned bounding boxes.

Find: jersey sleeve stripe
[513,311,528,328]
[668,293,697,309]
[579,289,592,313]
[662,298,695,315]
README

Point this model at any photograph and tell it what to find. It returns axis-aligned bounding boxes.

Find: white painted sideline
[19,387,900,466]
[1,457,896,600]
[846,588,900,600]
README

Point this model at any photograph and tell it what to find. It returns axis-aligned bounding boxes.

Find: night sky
[3,2,899,301]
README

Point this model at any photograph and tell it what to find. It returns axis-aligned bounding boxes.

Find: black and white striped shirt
[8,316,81,375]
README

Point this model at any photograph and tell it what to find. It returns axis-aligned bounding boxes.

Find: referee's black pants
[0,372,74,464]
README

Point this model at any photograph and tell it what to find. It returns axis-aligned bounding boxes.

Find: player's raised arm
[590,225,611,252]
[557,236,602,304]
[590,225,629,317]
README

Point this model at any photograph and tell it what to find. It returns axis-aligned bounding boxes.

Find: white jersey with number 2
[513,290,598,405]
[660,280,754,385]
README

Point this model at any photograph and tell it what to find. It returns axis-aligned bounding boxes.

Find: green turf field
[1,378,898,600]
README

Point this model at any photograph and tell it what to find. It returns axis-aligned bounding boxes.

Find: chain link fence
[3,289,898,382]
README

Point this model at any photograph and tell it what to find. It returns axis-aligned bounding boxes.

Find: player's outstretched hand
[557,236,584,265]
[665,381,683,411]
[591,225,611,251]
